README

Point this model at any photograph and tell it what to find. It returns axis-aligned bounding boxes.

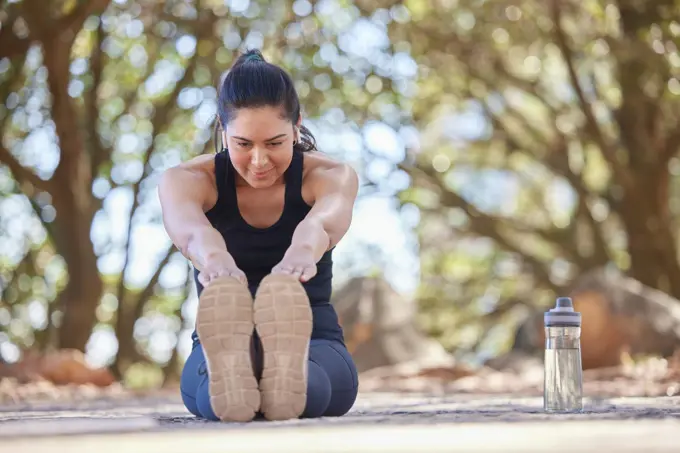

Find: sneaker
[253,274,313,421]
[196,276,260,422]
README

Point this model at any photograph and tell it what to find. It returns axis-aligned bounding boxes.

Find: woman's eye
[237,142,250,147]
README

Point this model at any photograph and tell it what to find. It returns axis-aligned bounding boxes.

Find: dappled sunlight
[0,0,679,410]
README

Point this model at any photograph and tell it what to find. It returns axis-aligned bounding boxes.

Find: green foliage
[0,0,409,374]
[385,0,680,356]
[3,0,680,372]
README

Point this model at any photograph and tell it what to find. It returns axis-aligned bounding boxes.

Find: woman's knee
[196,378,220,421]
[325,343,358,416]
[324,387,358,417]
[309,340,359,417]
[181,389,201,418]
[180,347,204,402]
[301,360,332,418]
[180,345,216,419]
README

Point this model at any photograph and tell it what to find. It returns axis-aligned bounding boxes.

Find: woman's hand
[197,251,247,287]
[272,246,317,282]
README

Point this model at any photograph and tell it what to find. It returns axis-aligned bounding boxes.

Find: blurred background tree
[380,0,680,361]
[0,0,413,383]
[1,0,680,385]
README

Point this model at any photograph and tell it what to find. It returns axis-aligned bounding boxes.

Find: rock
[332,276,455,373]
[0,349,115,387]
[495,268,680,370]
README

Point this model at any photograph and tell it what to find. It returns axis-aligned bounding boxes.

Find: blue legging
[180,336,359,420]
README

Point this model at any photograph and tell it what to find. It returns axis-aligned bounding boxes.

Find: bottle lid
[544,297,581,327]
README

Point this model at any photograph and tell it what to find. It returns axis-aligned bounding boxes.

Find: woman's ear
[294,116,302,143]
[221,129,228,149]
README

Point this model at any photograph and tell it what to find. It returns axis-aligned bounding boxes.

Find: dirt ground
[1,391,679,452]
[1,352,679,452]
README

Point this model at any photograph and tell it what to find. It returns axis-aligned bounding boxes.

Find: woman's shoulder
[163,154,217,183]
[159,153,219,211]
[177,153,217,173]
[300,152,358,201]
[301,152,356,180]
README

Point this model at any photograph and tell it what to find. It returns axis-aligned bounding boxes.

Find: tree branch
[0,4,32,60]
[0,52,52,193]
[111,244,177,375]
[162,261,192,384]
[479,99,611,268]
[87,20,107,179]
[21,1,110,201]
[0,143,53,194]
[112,0,211,337]
[404,162,561,292]
[550,0,633,191]
[97,1,166,176]
[661,130,680,165]
[115,47,201,309]
[133,246,178,321]
[36,37,89,208]
[59,0,113,35]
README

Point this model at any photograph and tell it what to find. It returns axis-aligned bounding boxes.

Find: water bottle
[543,296,583,413]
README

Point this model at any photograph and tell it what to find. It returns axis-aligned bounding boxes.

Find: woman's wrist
[187,227,232,270]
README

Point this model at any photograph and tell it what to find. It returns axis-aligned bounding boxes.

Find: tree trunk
[112,301,137,379]
[618,170,680,297]
[55,252,102,351]
[51,200,102,352]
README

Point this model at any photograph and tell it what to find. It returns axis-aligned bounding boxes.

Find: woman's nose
[251,149,269,167]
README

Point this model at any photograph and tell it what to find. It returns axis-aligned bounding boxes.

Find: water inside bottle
[544,348,583,412]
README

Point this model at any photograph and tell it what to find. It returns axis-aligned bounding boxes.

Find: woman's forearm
[288,217,330,262]
[184,225,234,271]
[158,164,234,272]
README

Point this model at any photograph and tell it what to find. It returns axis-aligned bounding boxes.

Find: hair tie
[245,54,263,63]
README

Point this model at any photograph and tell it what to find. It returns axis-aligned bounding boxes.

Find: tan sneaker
[196,276,260,422]
[253,274,313,421]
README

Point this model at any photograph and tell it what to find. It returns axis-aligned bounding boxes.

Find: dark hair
[213,49,317,153]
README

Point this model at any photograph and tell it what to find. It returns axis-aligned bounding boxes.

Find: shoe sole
[254,274,313,421]
[196,276,260,422]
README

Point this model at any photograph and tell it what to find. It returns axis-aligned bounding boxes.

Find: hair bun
[237,49,266,65]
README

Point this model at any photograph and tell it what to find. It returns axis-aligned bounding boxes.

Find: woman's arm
[158,156,231,273]
[289,162,359,262]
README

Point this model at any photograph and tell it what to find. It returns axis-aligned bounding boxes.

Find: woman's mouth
[251,168,273,179]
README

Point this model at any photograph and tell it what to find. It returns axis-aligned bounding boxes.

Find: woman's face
[222,106,300,189]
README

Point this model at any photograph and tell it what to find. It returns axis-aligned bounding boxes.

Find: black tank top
[191,149,344,344]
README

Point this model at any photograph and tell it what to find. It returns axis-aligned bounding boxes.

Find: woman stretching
[158,49,359,422]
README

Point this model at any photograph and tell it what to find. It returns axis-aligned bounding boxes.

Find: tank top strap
[206,149,239,221]
[284,149,307,207]
[214,149,228,194]
[223,151,241,214]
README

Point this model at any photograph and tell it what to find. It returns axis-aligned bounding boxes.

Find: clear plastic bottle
[543,297,583,413]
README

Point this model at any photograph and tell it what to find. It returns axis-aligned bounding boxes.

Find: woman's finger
[300,266,316,282]
[205,273,219,287]
[230,270,247,285]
